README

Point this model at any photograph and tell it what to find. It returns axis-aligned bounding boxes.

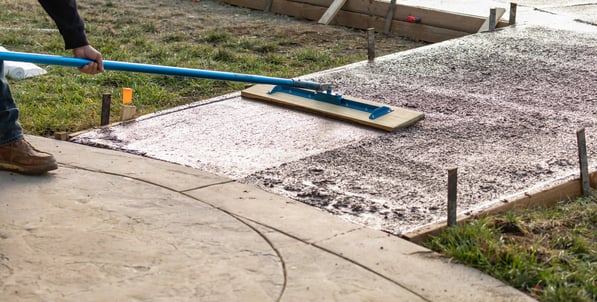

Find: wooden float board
[241,84,425,132]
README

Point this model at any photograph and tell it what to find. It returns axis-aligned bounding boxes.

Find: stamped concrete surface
[0,136,535,301]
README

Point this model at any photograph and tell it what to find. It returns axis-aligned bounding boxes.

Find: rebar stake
[577,128,590,197]
[384,0,397,33]
[489,8,497,32]
[101,93,111,126]
[447,168,458,227]
[509,3,517,25]
[367,28,375,63]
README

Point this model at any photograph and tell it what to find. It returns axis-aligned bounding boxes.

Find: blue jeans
[0,60,24,145]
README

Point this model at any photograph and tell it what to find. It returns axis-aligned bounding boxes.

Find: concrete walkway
[1,135,534,301]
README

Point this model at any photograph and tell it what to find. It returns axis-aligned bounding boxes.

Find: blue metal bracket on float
[268,85,393,120]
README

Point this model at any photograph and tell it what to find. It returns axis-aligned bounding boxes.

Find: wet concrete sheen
[74,6,597,235]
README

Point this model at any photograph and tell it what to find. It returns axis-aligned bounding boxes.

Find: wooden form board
[218,0,509,43]
[222,0,469,42]
[241,84,425,132]
[294,0,500,32]
[404,170,597,244]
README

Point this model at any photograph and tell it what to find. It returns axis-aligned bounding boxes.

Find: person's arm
[38,0,103,74]
[38,0,88,49]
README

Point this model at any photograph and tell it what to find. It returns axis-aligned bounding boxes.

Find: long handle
[0,51,327,91]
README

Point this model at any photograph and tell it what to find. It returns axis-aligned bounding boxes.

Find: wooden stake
[577,128,591,197]
[509,3,517,25]
[121,105,136,122]
[54,131,68,141]
[367,28,375,62]
[318,0,348,25]
[489,8,497,32]
[447,168,458,227]
[101,93,111,126]
[384,0,397,34]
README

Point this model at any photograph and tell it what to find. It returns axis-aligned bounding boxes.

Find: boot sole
[0,161,58,175]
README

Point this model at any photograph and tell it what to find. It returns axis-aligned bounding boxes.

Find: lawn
[0,0,419,136]
[425,195,597,301]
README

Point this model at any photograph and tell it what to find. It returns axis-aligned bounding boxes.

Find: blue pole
[0,51,324,91]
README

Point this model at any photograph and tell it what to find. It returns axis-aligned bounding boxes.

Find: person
[0,0,103,175]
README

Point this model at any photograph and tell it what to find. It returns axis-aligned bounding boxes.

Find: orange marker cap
[122,88,133,104]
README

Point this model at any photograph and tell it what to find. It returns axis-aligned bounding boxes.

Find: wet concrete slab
[245,24,597,234]
[541,4,597,25]
[74,93,380,179]
[73,5,597,235]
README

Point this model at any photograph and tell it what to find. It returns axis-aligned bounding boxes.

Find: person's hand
[73,45,104,74]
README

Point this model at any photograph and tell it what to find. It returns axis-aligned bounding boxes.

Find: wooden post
[54,131,68,141]
[447,168,458,227]
[367,28,375,63]
[489,8,497,32]
[509,3,517,25]
[121,105,136,122]
[577,128,591,197]
[384,0,397,34]
[101,93,111,126]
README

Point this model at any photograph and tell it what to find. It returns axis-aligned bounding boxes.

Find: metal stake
[489,8,497,32]
[384,0,397,34]
[101,93,111,126]
[367,28,375,63]
[264,0,273,13]
[577,128,590,197]
[447,168,458,227]
[509,3,517,25]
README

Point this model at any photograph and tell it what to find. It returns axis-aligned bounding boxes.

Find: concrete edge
[26,135,232,192]
[25,134,536,301]
[185,181,535,301]
[404,170,597,244]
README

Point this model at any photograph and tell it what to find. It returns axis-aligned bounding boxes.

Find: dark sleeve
[38,0,89,49]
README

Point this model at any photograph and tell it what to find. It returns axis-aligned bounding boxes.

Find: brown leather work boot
[0,139,58,175]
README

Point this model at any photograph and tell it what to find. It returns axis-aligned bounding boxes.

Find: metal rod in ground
[264,0,272,13]
[367,28,375,62]
[384,0,397,33]
[509,3,517,25]
[577,128,591,197]
[489,8,497,32]
[101,93,111,126]
[447,168,458,227]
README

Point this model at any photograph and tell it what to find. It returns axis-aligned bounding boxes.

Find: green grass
[425,195,597,301]
[0,0,415,136]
